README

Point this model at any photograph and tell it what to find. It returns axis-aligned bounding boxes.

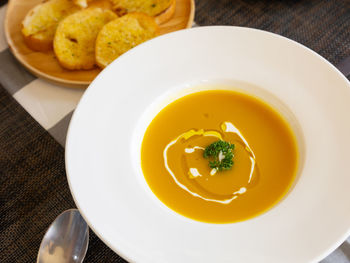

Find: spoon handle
[336,56,350,78]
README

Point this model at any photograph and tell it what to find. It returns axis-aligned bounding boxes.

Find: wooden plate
[4,0,195,88]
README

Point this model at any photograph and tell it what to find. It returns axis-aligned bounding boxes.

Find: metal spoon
[37,209,89,263]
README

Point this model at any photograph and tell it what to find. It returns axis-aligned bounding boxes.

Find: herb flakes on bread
[73,0,90,8]
[22,0,80,51]
[53,7,117,70]
[95,12,159,68]
[111,0,175,23]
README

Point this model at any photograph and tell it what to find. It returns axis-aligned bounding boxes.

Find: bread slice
[111,0,175,24]
[22,0,80,51]
[72,0,90,8]
[53,7,117,70]
[95,12,159,68]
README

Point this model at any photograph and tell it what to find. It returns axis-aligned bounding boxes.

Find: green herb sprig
[203,140,234,171]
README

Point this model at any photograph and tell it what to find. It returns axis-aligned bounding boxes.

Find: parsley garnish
[203,140,234,171]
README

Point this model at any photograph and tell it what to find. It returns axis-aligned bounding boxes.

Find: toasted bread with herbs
[21,0,80,51]
[111,0,175,24]
[95,12,159,68]
[73,0,112,9]
[53,7,117,70]
[73,0,89,8]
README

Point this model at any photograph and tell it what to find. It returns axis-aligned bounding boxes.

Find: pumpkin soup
[141,90,298,223]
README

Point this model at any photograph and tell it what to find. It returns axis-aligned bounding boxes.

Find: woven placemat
[195,0,350,66]
[0,1,349,262]
[0,84,126,262]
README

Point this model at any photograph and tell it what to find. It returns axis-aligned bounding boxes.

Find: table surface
[0,0,349,262]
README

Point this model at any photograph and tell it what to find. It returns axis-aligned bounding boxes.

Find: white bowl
[66,26,350,263]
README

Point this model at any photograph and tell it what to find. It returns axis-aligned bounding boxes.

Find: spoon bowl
[37,209,89,263]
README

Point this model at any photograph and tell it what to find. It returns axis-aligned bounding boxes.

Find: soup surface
[141,89,298,223]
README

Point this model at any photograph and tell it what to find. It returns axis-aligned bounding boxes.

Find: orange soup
[141,90,298,223]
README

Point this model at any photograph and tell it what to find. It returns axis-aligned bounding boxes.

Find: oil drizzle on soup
[141,90,298,223]
[163,122,259,204]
